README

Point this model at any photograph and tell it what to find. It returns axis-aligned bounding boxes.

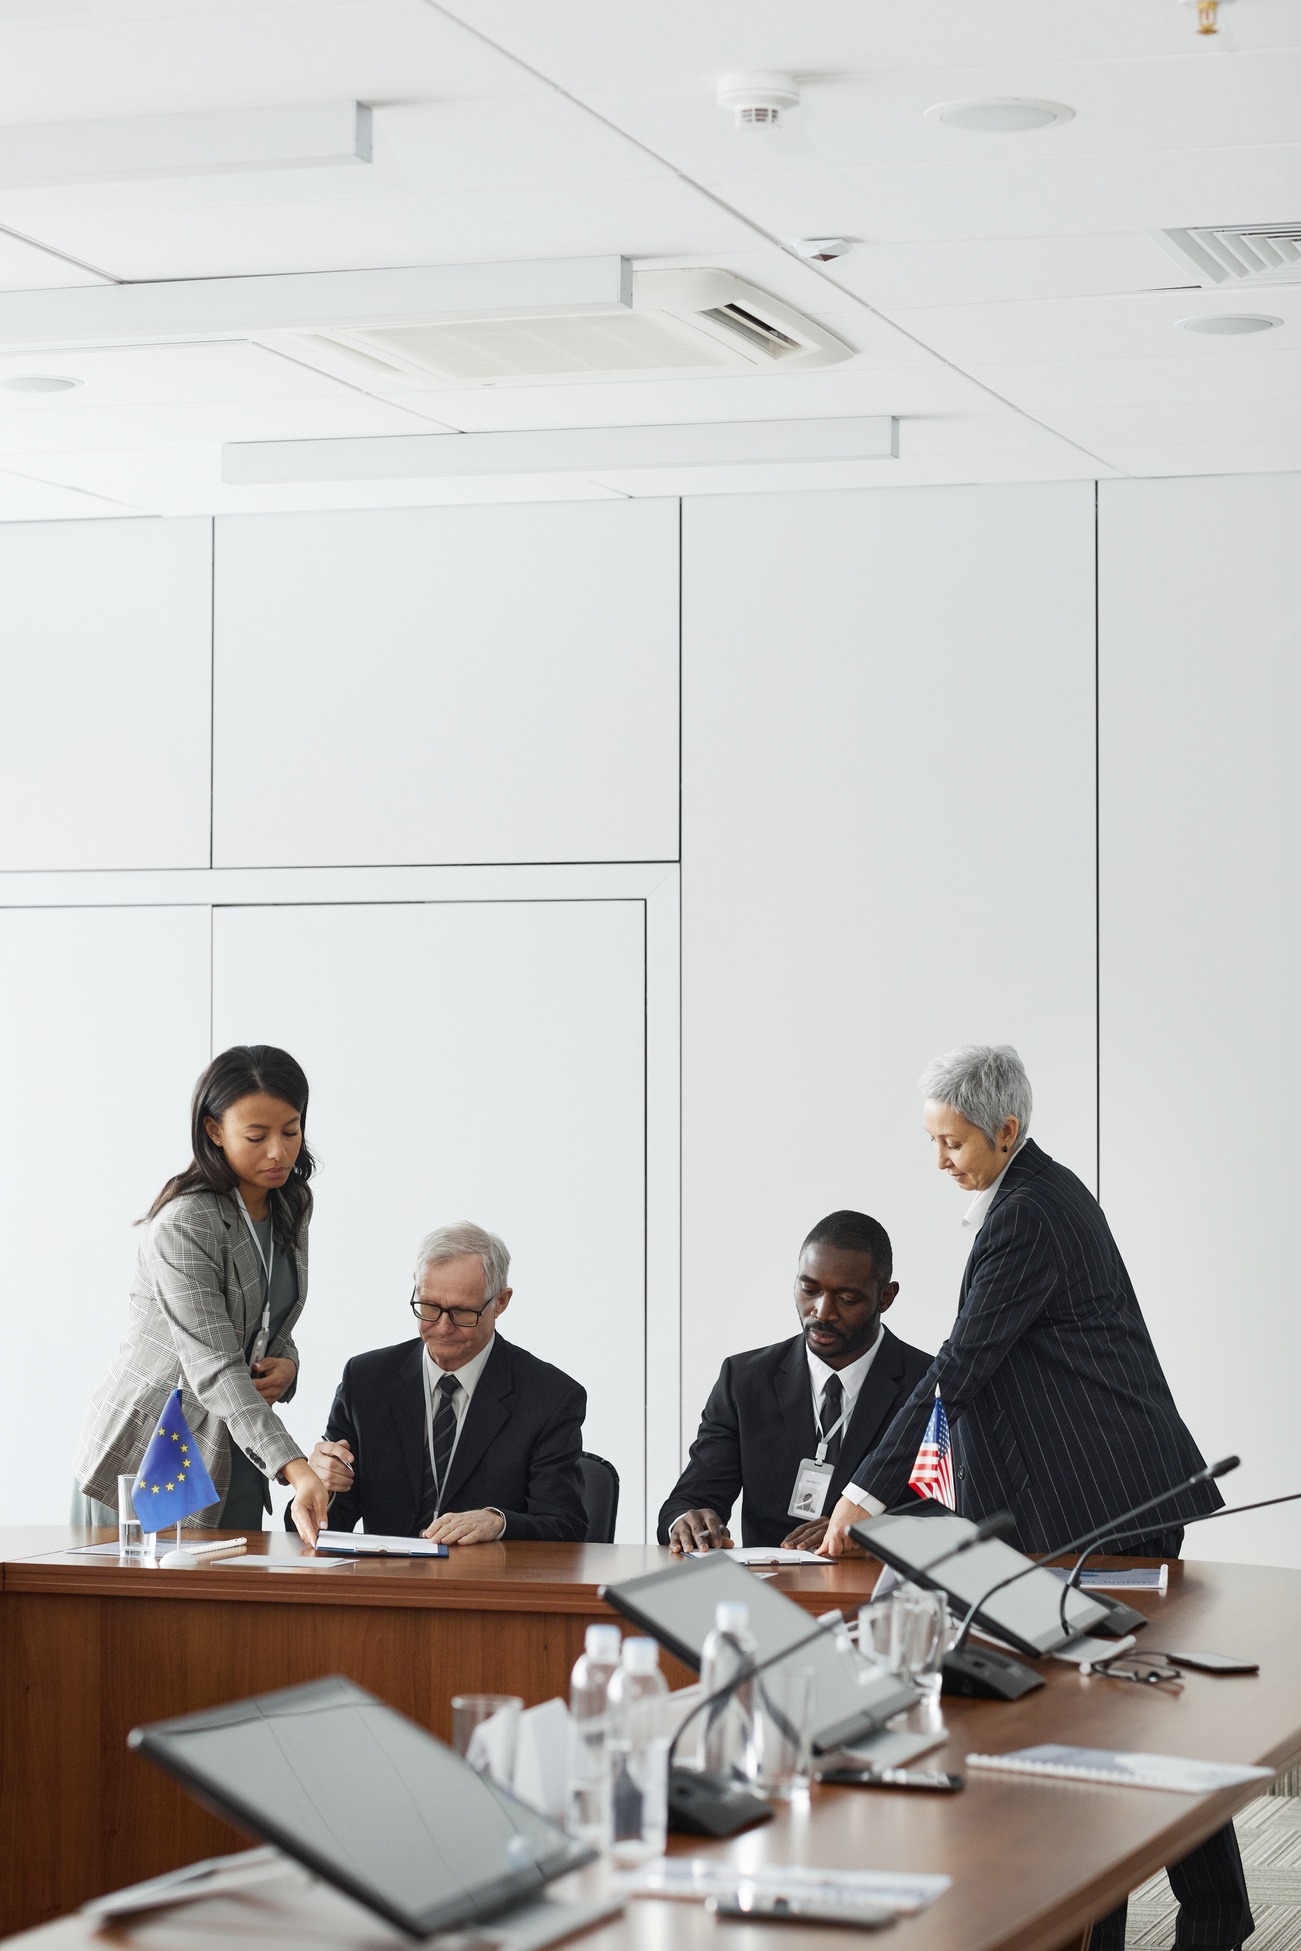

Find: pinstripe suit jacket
[843,1141,1222,1553]
[74,1190,309,1522]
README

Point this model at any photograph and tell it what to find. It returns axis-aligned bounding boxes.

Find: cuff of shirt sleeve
[842,1484,888,1517]
[487,1507,506,1540]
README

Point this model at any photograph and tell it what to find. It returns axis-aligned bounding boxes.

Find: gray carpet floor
[1127,1798,1301,1950]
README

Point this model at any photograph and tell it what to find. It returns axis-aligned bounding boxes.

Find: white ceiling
[0,0,1296,517]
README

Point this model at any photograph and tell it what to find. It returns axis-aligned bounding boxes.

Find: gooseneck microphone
[1096,1482,1298,1553]
[951,1455,1241,1654]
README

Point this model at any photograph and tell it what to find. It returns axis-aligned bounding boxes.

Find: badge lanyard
[814,1401,851,1466]
[234,1191,273,1369]
[787,1397,853,1520]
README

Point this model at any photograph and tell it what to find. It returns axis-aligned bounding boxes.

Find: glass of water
[117,1474,156,1562]
[891,1584,949,1698]
[749,1664,815,1798]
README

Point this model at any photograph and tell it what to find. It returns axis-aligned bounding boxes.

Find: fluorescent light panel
[223,418,900,484]
[0,102,371,186]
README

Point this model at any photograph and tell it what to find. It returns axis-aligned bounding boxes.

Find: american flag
[908,1391,955,1509]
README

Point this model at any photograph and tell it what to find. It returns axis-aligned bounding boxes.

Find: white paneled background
[0,477,1296,1557]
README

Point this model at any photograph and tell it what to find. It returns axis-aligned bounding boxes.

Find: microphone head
[973,1510,1016,1543]
[1211,1455,1241,1478]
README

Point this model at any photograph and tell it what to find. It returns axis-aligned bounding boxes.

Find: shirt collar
[804,1324,883,1404]
[423,1333,496,1404]
[961,1137,1027,1234]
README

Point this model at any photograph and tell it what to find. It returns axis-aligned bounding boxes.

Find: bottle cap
[621,1636,661,1673]
[715,1600,750,1634]
[585,1623,622,1661]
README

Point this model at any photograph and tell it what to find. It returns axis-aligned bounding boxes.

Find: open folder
[313,1529,449,1558]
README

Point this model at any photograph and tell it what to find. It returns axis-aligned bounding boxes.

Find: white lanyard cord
[234,1192,273,1364]
[815,1400,852,1466]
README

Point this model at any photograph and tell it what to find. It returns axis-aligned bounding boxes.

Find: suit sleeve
[319,1369,362,1533]
[497,1381,589,1543]
[844,1201,1059,1508]
[656,1361,743,1544]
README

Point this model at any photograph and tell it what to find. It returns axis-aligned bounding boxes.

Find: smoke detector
[292,269,853,390]
[792,238,851,262]
[717,72,800,129]
[1156,223,1301,286]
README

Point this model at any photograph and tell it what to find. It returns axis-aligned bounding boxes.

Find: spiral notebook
[966,1745,1272,1793]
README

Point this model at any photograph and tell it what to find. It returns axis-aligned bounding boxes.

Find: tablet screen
[130,1676,589,1939]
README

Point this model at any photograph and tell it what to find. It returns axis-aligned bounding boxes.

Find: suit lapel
[833,1330,905,1488]
[392,1342,427,1508]
[438,1337,513,1511]
[774,1337,818,1460]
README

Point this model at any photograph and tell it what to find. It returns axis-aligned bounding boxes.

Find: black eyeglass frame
[1086,1651,1185,1688]
[408,1286,500,1329]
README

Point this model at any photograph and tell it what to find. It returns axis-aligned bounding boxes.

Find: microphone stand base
[668,1766,775,1837]
[942,1646,1044,1700]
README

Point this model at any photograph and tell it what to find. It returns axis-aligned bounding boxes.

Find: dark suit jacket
[657,1325,935,1548]
[843,1141,1223,1553]
[317,1333,589,1543]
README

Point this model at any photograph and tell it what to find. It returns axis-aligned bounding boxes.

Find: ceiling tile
[0,227,106,289]
[972,350,1301,412]
[886,287,1301,366]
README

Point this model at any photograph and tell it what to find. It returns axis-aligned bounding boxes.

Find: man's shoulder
[342,1338,423,1382]
[493,1335,586,1407]
[879,1324,934,1381]
[716,1335,805,1383]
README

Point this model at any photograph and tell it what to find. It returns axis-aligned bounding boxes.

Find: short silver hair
[414,1221,511,1299]
[919,1044,1033,1146]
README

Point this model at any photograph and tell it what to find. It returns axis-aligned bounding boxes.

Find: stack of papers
[624,1859,951,1913]
[966,1745,1272,1792]
[688,1545,826,1566]
[314,1530,449,1558]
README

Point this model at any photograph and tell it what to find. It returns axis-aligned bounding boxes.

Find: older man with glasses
[304,1221,588,1544]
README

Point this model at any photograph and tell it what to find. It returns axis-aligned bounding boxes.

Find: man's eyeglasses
[409,1287,499,1329]
[1087,1652,1184,1689]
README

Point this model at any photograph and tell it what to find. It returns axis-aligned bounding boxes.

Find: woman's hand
[308,1439,356,1494]
[283,1458,329,1547]
[817,1495,869,1558]
[251,1356,296,1404]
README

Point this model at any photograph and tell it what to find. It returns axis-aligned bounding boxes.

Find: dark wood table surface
[3,1537,1298,1951]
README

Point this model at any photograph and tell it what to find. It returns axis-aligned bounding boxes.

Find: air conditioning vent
[1157,223,1301,286]
[292,270,852,389]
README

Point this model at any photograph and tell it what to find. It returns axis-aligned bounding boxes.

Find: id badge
[787,1458,835,1520]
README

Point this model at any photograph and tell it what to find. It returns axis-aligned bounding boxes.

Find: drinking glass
[891,1585,949,1697]
[749,1664,815,1798]
[857,1599,897,1670]
[451,1694,522,1786]
[117,1474,156,1563]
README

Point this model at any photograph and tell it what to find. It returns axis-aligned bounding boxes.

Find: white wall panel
[1100,473,1301,1569]
[0,905,210,1522]
[0,518,211,870]
[212,500,679,869]
[211,899,648,1536]
[681,484,1097,1449]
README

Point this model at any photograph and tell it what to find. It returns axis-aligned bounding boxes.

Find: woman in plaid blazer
[75,1045,329,1546]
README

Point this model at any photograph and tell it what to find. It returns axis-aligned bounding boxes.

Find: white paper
[967,1744,1273,1793]
[512,1697,572,1820]
[624,1859,951,1913]
[689,1546,826,1566]
[314,1530,448,1557]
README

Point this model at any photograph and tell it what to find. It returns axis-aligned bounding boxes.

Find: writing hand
[308,1439,356,1494]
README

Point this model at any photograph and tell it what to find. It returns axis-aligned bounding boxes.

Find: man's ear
[877,1282,900,1314]
[493,1288,513,1317]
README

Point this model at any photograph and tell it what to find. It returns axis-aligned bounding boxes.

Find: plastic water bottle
[604,1636,669,1864]
[565,1622,623,1842]
[699,1599,758,1780]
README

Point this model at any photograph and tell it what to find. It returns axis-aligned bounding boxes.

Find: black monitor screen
[130,1676,589,1940]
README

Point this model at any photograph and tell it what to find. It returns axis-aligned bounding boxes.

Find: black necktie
[419,1373,461,1529]
[819,1374,845,1465]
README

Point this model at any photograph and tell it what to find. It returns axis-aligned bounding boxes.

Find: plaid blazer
[75,1189,309,1522]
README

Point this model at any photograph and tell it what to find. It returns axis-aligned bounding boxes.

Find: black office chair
[579,1452,620,1543]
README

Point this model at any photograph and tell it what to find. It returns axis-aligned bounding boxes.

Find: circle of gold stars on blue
[138,1427,192,1498]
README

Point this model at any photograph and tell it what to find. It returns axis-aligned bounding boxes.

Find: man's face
[414,1254,511,1370]
[794,1243,898,1369]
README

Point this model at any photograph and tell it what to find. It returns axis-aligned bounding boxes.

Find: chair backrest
[579,1451,620,1543]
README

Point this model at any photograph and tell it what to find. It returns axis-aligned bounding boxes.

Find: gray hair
[918,1044,1033,1146]
[414,1221,511,1299]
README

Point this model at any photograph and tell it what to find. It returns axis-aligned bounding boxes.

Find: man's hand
[423,1508,507,1545]
[668,1509,733,1556]
[781,1518,829,1551]
[308,1439,356,1494]
[817,1495,868,1558]
[283,1458,329,1548]
[251,1356,296,1404]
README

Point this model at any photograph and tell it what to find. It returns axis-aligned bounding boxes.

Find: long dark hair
[144,1045,315,1249]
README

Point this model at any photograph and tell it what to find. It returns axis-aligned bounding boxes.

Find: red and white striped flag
[908,1390,955,1509]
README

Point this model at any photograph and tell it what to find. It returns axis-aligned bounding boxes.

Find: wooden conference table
[2,1530,1299,1951]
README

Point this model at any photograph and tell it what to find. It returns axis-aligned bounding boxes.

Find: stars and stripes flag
[131,1388,218,1532]
[908,1390,955,1509]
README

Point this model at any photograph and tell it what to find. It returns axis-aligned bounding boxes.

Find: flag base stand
[159,1521,200,1570]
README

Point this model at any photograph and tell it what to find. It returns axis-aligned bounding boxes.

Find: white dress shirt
[842,1142,1027,1515]
[422,1334,497,1515]
[805,1326,883,1447]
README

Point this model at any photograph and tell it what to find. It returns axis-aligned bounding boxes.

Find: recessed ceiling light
[927,98,1073,133]
[1179,313,1281,335]
[0,374,81,392]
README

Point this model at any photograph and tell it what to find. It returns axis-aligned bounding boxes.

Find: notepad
[314,1530,449,1558]
[966,1744,1272,1793]
[1045,1566,1169,1594]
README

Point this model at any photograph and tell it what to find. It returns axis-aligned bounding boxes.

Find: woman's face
[205,1093,303,1196]
[924,1098,1018,1193]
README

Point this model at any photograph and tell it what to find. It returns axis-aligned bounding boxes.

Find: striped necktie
[819,1374,844,1464]
[419,1372,462,1529]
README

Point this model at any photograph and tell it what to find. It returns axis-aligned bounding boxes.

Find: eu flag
[132,1388,219,1531]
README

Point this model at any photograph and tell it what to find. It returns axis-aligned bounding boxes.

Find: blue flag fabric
[132,1388,219,1531]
